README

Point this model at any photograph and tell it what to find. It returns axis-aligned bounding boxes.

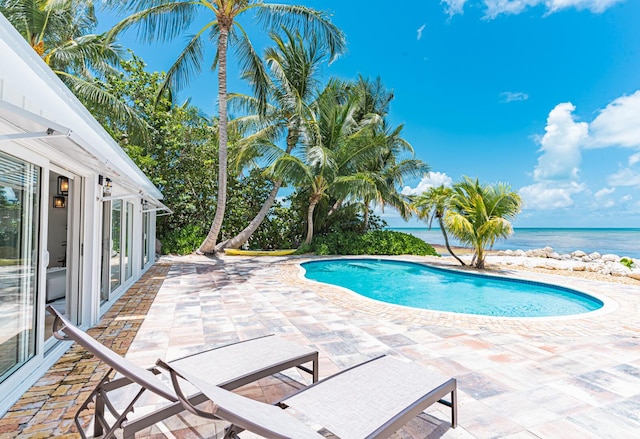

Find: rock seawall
[486,247,640,280]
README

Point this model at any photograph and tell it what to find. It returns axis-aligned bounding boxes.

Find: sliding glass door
[0,151,40,384]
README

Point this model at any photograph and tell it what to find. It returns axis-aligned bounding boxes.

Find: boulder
[601,254,620,263]
[543,246,554,254]
[598,267,612,275]
[628,270,640,281]
[528,248,548,258]
[586,262,604,272]
[513,249,527,257]
[504,249,514,256]
[549,252,562,260]
[611,266,631,277]
[571,262,586,272]
[581,256,592,262]
[571,250,587,258]
[588,252,601,260]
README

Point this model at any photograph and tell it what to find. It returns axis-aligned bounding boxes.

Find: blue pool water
[302,259,603,317]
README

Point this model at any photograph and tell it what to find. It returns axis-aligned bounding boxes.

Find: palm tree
[214,28,328,251]
[445,177,522,269]
[413,185,465,265]
[272,80,385,245]
[0,0,149,139]
[107,0,346,253]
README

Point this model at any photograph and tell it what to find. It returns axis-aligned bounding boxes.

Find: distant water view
[393,228,640,259]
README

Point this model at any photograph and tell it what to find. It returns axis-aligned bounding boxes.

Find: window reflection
[0,152,40,383]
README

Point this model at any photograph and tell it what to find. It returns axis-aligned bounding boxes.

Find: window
[124,202,133,281]
[110,199,122,293]
[0,151,40,383]
[142,211,150,268]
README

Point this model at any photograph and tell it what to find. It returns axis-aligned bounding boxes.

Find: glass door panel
[124,202,133,281]
[0,151,40,383]
[110,200,122,293]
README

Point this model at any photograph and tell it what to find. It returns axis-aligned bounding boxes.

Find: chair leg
[93,394,105,438]
[451,388,458,428]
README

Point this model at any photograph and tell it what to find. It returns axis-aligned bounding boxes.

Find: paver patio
[3,254,640,438]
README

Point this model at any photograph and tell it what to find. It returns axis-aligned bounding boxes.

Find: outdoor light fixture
[57,176,69,195]
[53,196,66,208]
[99,175,113,196]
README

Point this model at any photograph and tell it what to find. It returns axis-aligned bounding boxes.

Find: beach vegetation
[106,0,346,254]
[620,257,635,269]
[445,177,522,269]
[302,230,437,256]
[412,185,466,266]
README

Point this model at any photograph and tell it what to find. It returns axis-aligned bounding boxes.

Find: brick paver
[0,263,169,438]
[2,254,640,438]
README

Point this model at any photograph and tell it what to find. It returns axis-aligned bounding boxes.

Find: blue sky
[100,0,640,228]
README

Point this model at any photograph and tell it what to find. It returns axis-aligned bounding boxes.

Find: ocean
[392,228,640,259]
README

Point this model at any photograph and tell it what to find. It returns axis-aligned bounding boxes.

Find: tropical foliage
[106,0,346,253]
[0,0,149,140]
[445,177,522,268]
[412,185,465,265]
[304,230,438,257]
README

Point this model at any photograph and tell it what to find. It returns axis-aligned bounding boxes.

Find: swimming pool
[301,259,603,317]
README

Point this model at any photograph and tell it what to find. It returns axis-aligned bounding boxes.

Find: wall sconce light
[99,175,112,196]
[53,196,66,208]
[57,176,69,195]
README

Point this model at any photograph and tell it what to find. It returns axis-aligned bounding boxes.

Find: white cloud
[500,91,529,103]
[532,102,587,181]
[441,0,468,17]
[522,92,640,213]
[417,24,426,41]
[594,187,615,207]
[588,91,640,149]
[546,0,624,14]
[519,182,586,210]
[607,168,640,187]
[594,187,615,199]
[629,152,640,166]
[401,172,453,195]
[621,194,632,202]
[484,0,539,18]
[445,0,623,18]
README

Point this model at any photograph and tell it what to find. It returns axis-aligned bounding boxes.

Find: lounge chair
[158,354,457,438]
[47,305,318,439]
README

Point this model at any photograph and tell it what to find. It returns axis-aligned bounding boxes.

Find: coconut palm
[270,80,385,245]
[0,0,148,139]
[214,28,328,251]
[329,79,428,231]
[107,0,346,253]
[445,177,522,269]
[413,185,465,265]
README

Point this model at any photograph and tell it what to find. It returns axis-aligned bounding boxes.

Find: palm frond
[255,3,346,62]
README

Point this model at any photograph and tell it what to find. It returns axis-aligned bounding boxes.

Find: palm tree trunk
[438,217,465,266]
[475,246,485,269]
[362,203,370,232]
[217,121,301,251]
[304,199,319,246]
[215,179,283,251]
[199,27,229,254]
[327,198,343,216]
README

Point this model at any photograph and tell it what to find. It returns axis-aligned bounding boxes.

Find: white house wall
[0,13,164,416]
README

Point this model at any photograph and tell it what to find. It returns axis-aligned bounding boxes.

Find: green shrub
[620,257,635,269]
[161,224,206,255]
[309,230,437,256]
